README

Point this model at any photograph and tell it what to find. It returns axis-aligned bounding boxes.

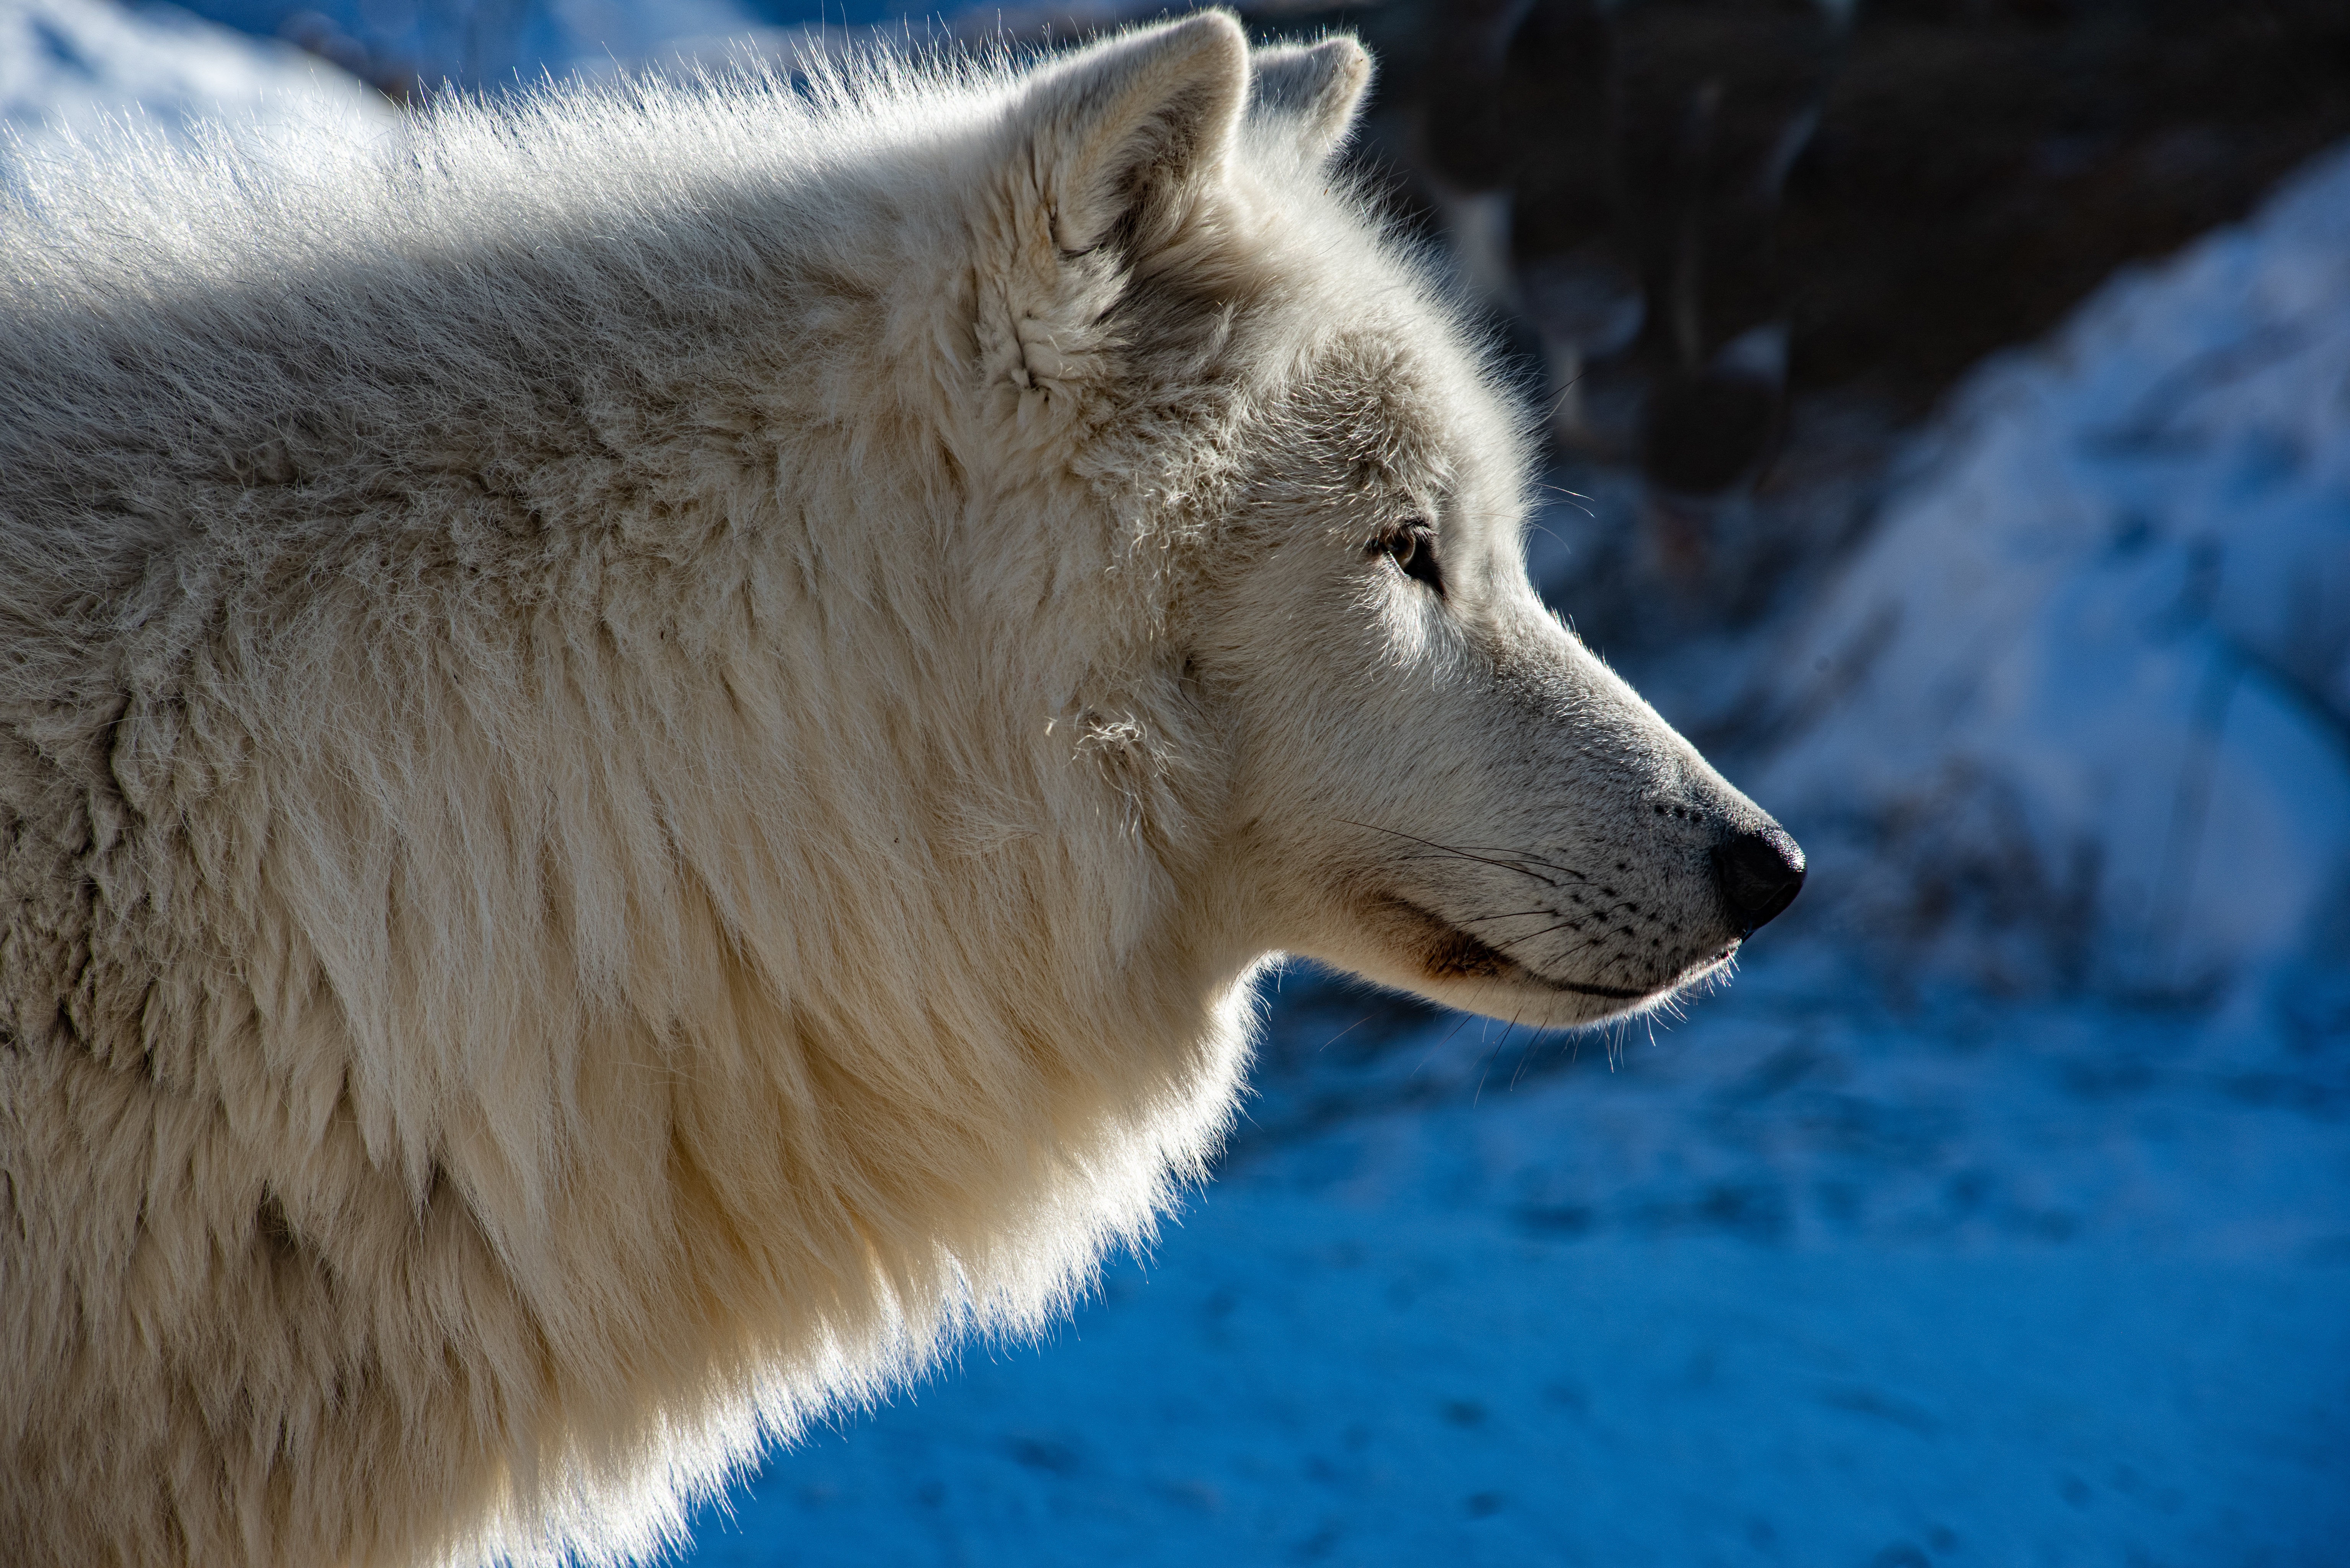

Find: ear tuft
[1018,11,1251,259]
[1247,37,1372,163]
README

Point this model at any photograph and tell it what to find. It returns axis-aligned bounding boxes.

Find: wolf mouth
[1378,895,1659,1001]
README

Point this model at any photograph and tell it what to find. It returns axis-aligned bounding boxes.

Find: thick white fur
[0,15,1786,1566]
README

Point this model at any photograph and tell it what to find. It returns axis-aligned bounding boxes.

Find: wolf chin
[0,14,1803,1566]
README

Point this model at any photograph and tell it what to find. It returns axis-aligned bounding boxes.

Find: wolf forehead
[1007,227,1532,554]
[937,41,1523,514]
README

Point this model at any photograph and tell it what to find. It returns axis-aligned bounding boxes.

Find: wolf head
[953,13,1803,1031]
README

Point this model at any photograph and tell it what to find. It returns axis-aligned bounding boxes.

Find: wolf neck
[0,57,1293,1566]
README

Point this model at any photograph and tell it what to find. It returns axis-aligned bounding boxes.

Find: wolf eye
[1371,520,1444,593]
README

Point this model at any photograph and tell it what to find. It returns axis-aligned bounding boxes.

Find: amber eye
[1371,520,1444,594]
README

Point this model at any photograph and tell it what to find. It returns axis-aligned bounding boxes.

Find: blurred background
[8,1,2347,1561]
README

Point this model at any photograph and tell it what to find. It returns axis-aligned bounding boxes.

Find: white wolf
[0,14,1803,1567]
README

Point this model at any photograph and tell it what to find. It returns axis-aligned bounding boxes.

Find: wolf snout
[1712,825,1806,935]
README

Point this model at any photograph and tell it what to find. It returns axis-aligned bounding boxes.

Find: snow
[0,0,392,161]
[1752,145,2350,1002]
[10,7,2346,1562]
[692,1245,2342,1565]
[676,953,2350,1566]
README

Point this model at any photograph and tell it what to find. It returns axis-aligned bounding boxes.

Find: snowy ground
[681,953,2350,1566]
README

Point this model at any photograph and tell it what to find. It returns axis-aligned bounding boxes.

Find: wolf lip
[1379,895,1655,1000]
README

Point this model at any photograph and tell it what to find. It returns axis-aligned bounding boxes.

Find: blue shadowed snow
[676,956,2350,1566]
[691,1248,2345,1565]
[1753,142,2350,1003]
[2,0,392,155]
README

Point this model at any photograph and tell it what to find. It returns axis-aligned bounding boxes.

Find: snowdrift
[1755,142,2350,1005]
[1,0,389,160]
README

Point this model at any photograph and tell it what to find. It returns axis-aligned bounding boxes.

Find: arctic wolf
[0,14,1802,1566]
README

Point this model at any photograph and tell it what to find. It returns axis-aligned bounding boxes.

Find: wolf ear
[1247,37,1372,163]
[1016,11,1251,258]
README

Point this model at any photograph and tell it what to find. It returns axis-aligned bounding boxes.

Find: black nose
[1712,826,1806,935]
